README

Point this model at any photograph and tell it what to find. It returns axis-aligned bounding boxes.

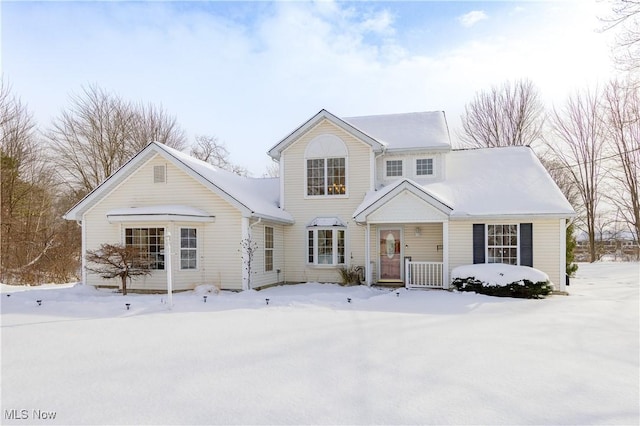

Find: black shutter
[520,223,533,267]
[473,224,485,264]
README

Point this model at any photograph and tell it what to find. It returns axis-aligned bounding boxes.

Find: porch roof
[106,205,215,223]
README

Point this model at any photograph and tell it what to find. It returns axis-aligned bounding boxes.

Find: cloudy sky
[2,1,618,174]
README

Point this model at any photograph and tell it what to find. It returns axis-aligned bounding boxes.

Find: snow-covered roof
[106,205,215,223]
[267,109,451,160]
[344,111,451,151]
[65,142,294,224]
[354,146,575,220]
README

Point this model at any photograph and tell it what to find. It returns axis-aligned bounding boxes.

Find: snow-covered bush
[451,264,553,299]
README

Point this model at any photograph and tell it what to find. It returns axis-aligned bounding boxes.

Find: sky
[1,0,619,175]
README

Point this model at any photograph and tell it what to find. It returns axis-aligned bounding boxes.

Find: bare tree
[130,102,187,152]
[190,135,248,176]
[48,84,188,195]
[603,79,640,243]
[547,88,607,262]
[85,243,153,295]
[460,79,545,148]
[601,0,640,71]
[0,81,66,283]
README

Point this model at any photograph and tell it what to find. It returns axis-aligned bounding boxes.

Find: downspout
[78,218,86,285]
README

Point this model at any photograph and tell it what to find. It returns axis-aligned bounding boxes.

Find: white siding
[281,119,372,283]
[367,190,448,223]
[448,218,564,288]
[249,222,286,289]
[83,155,244,291]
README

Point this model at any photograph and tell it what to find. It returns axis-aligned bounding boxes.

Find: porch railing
[405,260,444,289]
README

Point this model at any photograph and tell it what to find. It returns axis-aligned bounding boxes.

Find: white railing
[405,260,444,288]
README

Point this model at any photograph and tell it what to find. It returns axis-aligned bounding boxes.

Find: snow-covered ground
[1,262,638,425]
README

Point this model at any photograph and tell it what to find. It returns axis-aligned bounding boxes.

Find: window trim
[264,226,274,272]
[485,224,519,265]
[124,227,165,270]
[385,159,404,178]
[304,156,348,198]
[179,227,198,271]
[415,158,434,177]
[306,227,346,266]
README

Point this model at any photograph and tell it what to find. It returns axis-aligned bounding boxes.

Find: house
[64,109,575,293]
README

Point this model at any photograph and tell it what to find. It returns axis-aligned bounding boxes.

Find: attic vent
[153,165,166,183]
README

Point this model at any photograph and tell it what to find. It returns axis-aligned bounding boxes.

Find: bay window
[307,228,345,265]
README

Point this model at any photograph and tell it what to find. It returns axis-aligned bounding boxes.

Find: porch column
[442,220,449,289]
[365,223,371,286]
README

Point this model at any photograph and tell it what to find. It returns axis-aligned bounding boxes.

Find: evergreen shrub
[452,277,553,299]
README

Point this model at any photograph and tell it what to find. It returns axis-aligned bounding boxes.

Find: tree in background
[547,88,606,262]
[47,84,187,195]
[85,243,153,295]
[602,79,640,244]
[0,81,77,283]
[190,134,248,176]
[459,79,545,148]
[601,0,640,71]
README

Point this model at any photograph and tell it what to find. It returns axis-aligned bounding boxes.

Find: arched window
[304,135,348,197]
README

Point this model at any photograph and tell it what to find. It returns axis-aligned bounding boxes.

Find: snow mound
[452,263,550,287]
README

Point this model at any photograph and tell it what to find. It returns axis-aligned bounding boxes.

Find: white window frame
[124,227,165,270]
[264,226,274,272]
[180,227,198,270]
[385,159,404,178]
[486,224,519,265]
[307,228,346,266]
[305,157,348,198]
[415,158,434,176]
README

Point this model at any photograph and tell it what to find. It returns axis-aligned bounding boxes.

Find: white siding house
[65,109,575,293]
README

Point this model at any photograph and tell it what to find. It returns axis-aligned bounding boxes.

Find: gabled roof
[64,142,294,224]
[267,109,385,160]
[354,179,453,222]
[344,111,451,152]
[354,146,575,221]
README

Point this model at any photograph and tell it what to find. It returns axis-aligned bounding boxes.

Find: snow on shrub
[451,264,553,299]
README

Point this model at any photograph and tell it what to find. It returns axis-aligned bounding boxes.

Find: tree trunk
[121,274,128,296]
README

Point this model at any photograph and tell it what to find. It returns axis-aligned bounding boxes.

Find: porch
[365,222,449,289]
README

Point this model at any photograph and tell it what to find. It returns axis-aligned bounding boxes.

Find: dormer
[342,111,451,187]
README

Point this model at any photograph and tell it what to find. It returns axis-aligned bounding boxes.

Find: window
[180,228,197,270]
[487,224,518,265]
[264,226,274,272]
[386,160,403,177]
[153,165,166,183]
[125,228,164,270]
[416,158,433,176]
[307,228,345,265]
[306,158,346,196]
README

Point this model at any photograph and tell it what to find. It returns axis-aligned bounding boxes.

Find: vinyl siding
[250,222,286,289]
[448,218,563,287]
[83,154,243,291]
[281,119,372,283]
[368,223,443,283]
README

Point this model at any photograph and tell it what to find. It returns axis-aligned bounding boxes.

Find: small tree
[240,237,258,290]
[85,243,152,295]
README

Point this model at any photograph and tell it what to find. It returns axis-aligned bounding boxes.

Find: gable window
[307,228,345,265]
[306,158,346,196]
[153,165,166,183]
[180,228,197,270]
[125,227,165,270]
[264,226,274,272]
[386,160,403,177]
[487,224,518,265]
[416,158,434,176]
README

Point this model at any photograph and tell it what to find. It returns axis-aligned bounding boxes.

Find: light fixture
[415,227,422,237]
